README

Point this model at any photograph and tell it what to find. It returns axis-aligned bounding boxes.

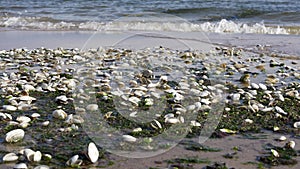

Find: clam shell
[34,165,50,169]
[16,116,31,123]
[258,83,267,90]
[271,149,279,157]
[86,104,98,111]
[2,152,18,162]
[3,105,17,111]
[24,148,35,161]
[66,155,82,167]
[87,142,99,163]
[122,135,137,142]
[52,109,68,119]
[293,121,300,128]
[33,151,42,162]
[13,163,28,169]
[5,129,25,143]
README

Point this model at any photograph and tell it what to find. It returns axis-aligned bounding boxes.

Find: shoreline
[1,30,300,58]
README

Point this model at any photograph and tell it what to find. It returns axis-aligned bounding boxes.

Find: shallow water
[1,0,300,34]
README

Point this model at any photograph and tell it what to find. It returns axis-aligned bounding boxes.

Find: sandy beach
[0,28,299,169]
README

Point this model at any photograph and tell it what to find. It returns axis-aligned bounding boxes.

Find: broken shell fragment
[66,155,82,167]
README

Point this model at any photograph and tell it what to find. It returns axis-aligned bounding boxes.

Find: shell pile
[0,46,299,167]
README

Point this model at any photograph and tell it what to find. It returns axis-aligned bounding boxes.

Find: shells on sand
[5,129,25,143]
[87,142,99,163]
[2,152,19,162]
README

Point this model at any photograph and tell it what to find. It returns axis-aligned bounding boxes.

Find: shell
[277,136,287,141]
[55,95,68,103]
[87,142,99,163]
[286,141,296,149]
[2,152,18,162]
[24,148,35,161]
[3,105,17,111]
[86,104,98,111]
[52,109,68,119]
[34,165,50,169]
[190,120,201,127]
[33,151,42,162]
[16,116,31,123]
[275,106,287,115]
[293,121,300,128]
[5,129,25,143]
[258,83,267,90]
[66,155,82,167]
[271,149,279,157]
[122,135,137,142]
[13,163,28,169]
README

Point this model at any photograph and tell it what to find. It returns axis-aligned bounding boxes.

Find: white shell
[232,93,240,102]
[275,106,287,115]
[258,83,267,90]
[122,135,137,142]
[86,104,98,111]
[244,119,253,124]
[31,113,41,118]
[287,141,296,149]
[24,148,35,161]
[55,95,68,103]
[34,165,50,169]
[33,151,42,162]
[19,96,36,102]
[87,142,99,163]
[66,155,82,166]
[165,118,179,124]
[293,121,300,128]
[2,152,18,162]
[271,149,279,157]
[52,109,67,119]
[251,83,260,89]
[3,105,17,111]
[261,107,273,112]
[5,129,25,143]
[16,116,31,123]
[278,136,287,141]
[190,120,201,127]
[13,163,28,169]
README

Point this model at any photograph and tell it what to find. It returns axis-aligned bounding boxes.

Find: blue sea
[1,0,300,34]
